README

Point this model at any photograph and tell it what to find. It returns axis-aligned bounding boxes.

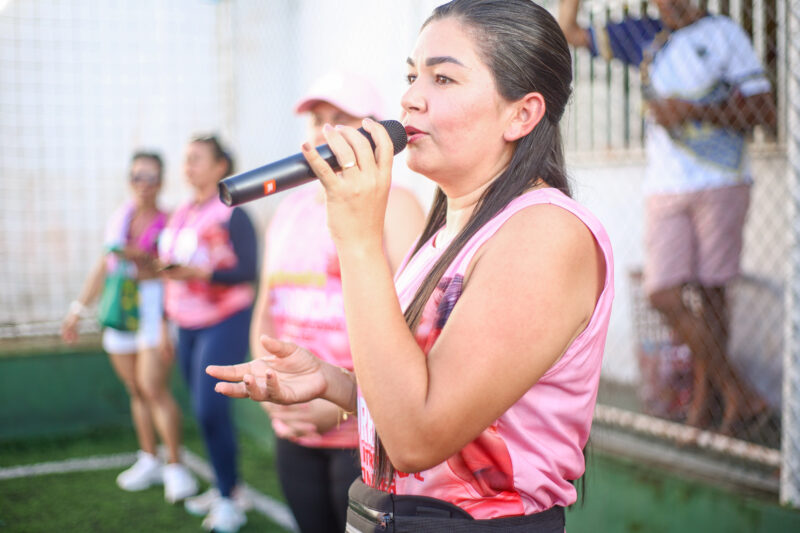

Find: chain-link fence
[561,0,798,505]
[0,0,438,338]
[783,0,800,509]
[1,0,798,508]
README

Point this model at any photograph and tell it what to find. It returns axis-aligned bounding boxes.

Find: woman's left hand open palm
[207,335,327,405]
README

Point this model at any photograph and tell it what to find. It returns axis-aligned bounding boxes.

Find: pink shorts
[643,184,750,295]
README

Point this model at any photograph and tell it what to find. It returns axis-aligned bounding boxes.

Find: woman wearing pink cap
[248,72,425,533]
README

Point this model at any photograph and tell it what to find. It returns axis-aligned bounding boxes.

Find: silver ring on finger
[341,160,356,170]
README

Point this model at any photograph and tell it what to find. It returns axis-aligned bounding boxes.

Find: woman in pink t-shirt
[210,1,613,531]
[250,72,425,533]
[160,135,258,533]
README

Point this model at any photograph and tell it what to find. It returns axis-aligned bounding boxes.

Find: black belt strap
[346,479,565,532]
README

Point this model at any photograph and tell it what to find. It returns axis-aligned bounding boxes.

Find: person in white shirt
[559,0,776,435]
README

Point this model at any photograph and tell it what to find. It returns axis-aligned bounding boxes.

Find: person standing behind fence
[210,1,614,530]
[249,72,426,533]
[158,136,256,533]
[61,151,198,502]
[559,0,777,435]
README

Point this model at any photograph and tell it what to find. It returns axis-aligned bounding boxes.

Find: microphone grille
[379,120,408,156]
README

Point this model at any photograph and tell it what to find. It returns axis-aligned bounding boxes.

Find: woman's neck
[193,183,219,205]
[439,164,509,245]
[441,184,487,243]
[132,198,158,216]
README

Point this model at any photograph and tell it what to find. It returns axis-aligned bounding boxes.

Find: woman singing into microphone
[209,1,613,530]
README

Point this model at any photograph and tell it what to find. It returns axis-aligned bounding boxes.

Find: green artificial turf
[0,425,291,533]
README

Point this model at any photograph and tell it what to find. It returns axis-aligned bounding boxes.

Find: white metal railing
[563,0,785,156]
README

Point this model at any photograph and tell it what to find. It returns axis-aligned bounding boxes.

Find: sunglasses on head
[130,172,160,185]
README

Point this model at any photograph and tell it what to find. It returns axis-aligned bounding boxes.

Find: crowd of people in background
[61,70,425,533]
[62,136,256,532]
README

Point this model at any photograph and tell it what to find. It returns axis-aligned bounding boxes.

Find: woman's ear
[503,92,546,142]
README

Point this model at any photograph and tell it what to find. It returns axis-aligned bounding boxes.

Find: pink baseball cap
[294,71,385,120]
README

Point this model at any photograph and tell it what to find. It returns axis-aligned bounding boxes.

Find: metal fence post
[782,0,800,509]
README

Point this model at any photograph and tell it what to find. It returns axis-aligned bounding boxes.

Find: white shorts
[102,279,164,355]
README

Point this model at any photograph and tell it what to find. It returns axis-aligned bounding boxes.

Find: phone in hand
[157,263,181,272]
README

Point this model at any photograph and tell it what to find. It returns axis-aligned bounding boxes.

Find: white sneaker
[116,450,163,491]
[185,486,252,516]
[185,487,221,516]
[201,497,247,533]
[163,463,199,504]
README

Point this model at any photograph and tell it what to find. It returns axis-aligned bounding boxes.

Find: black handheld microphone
[218,119,408,207]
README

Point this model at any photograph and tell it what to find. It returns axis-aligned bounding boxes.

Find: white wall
[228,0,440,234]
[1,0,225,329]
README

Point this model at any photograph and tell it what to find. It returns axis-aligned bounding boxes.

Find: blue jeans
[177,306,252,497]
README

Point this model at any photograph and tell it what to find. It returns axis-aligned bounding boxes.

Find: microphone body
[219,119,407,207]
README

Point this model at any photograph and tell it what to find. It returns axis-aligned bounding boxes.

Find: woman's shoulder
[510,189,608,242]
[474,189,606,274]
[110,200,135,218]
[487,189,594,237]
[467,193,608,325]
[498,196,597,251]
[167,198,192,218]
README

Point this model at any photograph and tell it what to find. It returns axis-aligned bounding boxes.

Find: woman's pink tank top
[358,188,615,518]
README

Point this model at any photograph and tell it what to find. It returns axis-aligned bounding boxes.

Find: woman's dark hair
[131,151,164,181]
[371,0,574,489]
[190,134,235,177]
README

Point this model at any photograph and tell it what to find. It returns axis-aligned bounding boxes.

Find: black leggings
[275,437,361,533]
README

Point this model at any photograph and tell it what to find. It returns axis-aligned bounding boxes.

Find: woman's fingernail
[301,142,311,151]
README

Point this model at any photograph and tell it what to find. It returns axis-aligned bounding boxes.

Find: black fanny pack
[345,479,565,533]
